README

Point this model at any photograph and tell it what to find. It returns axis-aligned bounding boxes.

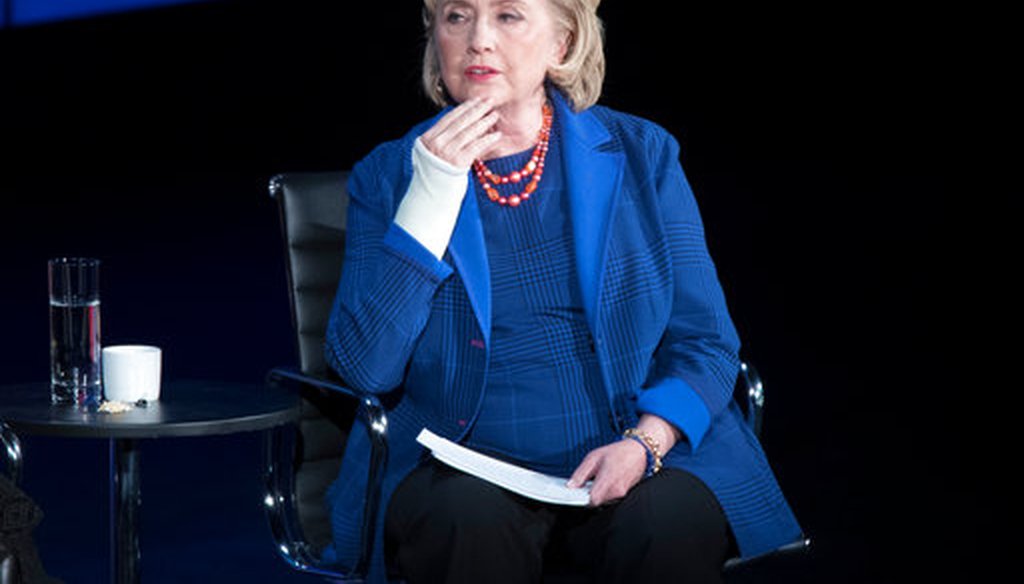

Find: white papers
[416,428,592,507]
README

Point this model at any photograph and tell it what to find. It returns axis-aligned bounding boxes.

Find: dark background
[1,0,1011,582]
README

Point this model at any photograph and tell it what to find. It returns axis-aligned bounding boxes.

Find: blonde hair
[421,0,605,112]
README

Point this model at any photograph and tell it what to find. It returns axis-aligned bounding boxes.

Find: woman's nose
[468,17,496,53]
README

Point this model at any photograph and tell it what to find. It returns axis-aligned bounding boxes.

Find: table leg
[110,438,141,584]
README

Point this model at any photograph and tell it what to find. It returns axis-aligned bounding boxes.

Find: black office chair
[262,172,386,582]
[262,171,809,583]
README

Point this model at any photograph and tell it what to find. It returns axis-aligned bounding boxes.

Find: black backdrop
[1,0,1010,581]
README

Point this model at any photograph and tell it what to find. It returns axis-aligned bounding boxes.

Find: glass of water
[48,257,102,406]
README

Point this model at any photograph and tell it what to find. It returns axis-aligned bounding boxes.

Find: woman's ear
[555,29,572,64]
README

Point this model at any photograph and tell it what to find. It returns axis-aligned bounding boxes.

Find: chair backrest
[270,171,350,376]
[269,171,355,553]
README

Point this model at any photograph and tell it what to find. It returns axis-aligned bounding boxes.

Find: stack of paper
[416,428,592,506]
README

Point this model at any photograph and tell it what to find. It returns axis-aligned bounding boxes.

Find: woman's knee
[601,469,731,582]
[385,462,551,583]
[390,462,529,535]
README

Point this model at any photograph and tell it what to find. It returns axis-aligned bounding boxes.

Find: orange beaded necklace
[473,101,553,208]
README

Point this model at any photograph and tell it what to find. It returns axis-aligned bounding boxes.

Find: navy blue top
[465,120,617,476]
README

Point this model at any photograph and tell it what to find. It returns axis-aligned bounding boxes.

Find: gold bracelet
[623,427,663,475]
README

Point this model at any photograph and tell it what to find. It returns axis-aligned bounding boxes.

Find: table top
[0,379,301,439]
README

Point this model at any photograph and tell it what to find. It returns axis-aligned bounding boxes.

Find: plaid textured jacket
[323,90,801,581]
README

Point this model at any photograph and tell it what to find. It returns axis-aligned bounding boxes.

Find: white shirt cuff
[393,137,469,260]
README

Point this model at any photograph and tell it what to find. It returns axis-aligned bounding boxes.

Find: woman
[323,0,802,582]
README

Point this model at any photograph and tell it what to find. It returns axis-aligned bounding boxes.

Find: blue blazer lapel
[447,184,492,346]
[409,104,492,347]
[555,94,625,334]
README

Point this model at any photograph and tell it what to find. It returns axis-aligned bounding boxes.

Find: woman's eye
[445,11,467,24]
[498,12,522,23]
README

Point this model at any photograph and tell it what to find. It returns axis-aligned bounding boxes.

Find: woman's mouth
[465,66,500,81]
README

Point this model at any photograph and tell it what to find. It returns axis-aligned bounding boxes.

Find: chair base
[723,537,812,582]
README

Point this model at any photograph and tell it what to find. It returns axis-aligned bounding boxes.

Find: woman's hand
[419,97,502,170]
[567,414,683,506]
[567,439,647,506]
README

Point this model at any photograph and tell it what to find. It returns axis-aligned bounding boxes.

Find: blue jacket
[324,90,802,581]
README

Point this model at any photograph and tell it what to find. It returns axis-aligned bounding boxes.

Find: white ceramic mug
[102,345,162,402]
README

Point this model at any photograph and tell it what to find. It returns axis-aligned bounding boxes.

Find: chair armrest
[267,366,385,416]
[737,361,765,438]
[1,421,23,486]
[1,544,21,584]
[722,535,811,573]
[263,366,388,580]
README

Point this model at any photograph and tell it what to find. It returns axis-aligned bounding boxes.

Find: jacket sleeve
[636,131,742,451]
[324,146,454,394]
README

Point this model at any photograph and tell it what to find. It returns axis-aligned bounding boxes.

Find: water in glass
[49,299,102,405]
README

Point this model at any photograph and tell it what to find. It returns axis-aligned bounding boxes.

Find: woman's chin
[456,86,501,105]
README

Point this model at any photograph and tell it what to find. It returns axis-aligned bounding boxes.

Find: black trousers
[385,460,734,584]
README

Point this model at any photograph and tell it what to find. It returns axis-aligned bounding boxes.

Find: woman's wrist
[622,427,663,477]
[636,414,681,454]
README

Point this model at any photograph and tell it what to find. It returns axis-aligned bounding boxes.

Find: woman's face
[435,0,568,108]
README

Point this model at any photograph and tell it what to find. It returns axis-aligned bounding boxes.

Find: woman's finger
[422,97,482,136]
[430,116,502,168]
[435,110,500,163]
[590,467,633,506]
[448,117,504,166]
[567,450,601,489]
[421,100,498,167]
[461,130,503,164]
[582,441,649,506]
[424,97,492,145]
[449,110,500,148]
